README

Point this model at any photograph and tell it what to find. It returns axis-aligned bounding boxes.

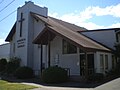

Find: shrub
[5,57,21,74]
[41,66,68,83]
[88,73,104,82]
[14,66,34,79]
[106,62,120,80]
[0,58,7,72]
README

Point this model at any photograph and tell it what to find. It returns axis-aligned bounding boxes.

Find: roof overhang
[33,27,56,45]
[33,26,111,52]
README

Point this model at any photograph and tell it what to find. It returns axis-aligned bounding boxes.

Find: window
[118,34,120,42]
[79,48,84,53]
[100,54,104,70]
[112,55,115,69]
[112,55,117,69]
[105,55,108,69]
[100,54,109,72]
[13,43,15,53]
[62,39,77,54]
[116,33,120,42]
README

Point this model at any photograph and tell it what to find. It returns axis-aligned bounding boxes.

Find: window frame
[62,39,77,54]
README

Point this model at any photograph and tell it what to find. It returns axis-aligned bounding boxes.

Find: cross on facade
[19,13,25,37]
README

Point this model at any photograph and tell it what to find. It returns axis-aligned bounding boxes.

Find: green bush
[41,66,68,83]
[88,73,104,82]
[6,57,21,74]
[14,66,34,79]
[0,58,7,72]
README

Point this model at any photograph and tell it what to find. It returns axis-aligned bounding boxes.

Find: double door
[80,54,94,76]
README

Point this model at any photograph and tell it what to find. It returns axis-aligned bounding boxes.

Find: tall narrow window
[118,34,120,42]
[112,55,115,69]
[105,55,108,69]
[116,33,119,42]
[19,13,24,37]
[112,55,117,69]
[62,39,77,54]
[63,40,67,54]
[100,54,104,72]
[13,43,15,53]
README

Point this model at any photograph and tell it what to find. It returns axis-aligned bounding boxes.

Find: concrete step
[69,75,86,82]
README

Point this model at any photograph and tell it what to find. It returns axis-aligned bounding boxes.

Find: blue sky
[0,0,120,44]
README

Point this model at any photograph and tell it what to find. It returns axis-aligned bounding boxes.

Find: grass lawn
[0,80,38,90]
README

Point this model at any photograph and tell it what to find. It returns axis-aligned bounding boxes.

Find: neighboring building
[5,1,120,77]
[0,43,10,59]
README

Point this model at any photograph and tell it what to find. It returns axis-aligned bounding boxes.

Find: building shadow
[1,76,104,88]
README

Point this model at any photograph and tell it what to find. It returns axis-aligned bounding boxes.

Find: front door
[87,54,94,75]
[80,54,94,76]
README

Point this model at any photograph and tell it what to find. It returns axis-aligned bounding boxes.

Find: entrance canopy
[32,13,111,52]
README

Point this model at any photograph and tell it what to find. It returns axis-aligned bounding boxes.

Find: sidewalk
[94,78,120,90]
[22,82,93,90]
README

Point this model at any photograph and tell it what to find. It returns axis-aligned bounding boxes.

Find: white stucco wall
[81,30,116,50]
[50,36,80,75]
[13,1,47,69]
[0,43,10,59]
[50,36,113,75]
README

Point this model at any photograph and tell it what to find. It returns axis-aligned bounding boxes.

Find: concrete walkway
[94,78,120,90]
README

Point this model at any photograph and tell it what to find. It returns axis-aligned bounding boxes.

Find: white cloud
[49,3,120,29]
[78,22,105,30]
[0,39,5,45]
[80,3,120,18]
[107,23,120,28]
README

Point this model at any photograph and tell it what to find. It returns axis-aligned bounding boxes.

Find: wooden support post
[48,41,50,67]
[48,32,51,67]
[40,44,43,74]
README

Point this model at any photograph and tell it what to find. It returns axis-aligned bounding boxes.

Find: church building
[5,1,120,77]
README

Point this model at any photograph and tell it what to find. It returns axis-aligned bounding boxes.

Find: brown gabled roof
[31,12,87,32]
[79,28,120,33]
[32,13,111,52]
[5,22,16,42]
[49,17,87,32]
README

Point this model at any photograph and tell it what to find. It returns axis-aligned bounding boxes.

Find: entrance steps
[69,75,86,82]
